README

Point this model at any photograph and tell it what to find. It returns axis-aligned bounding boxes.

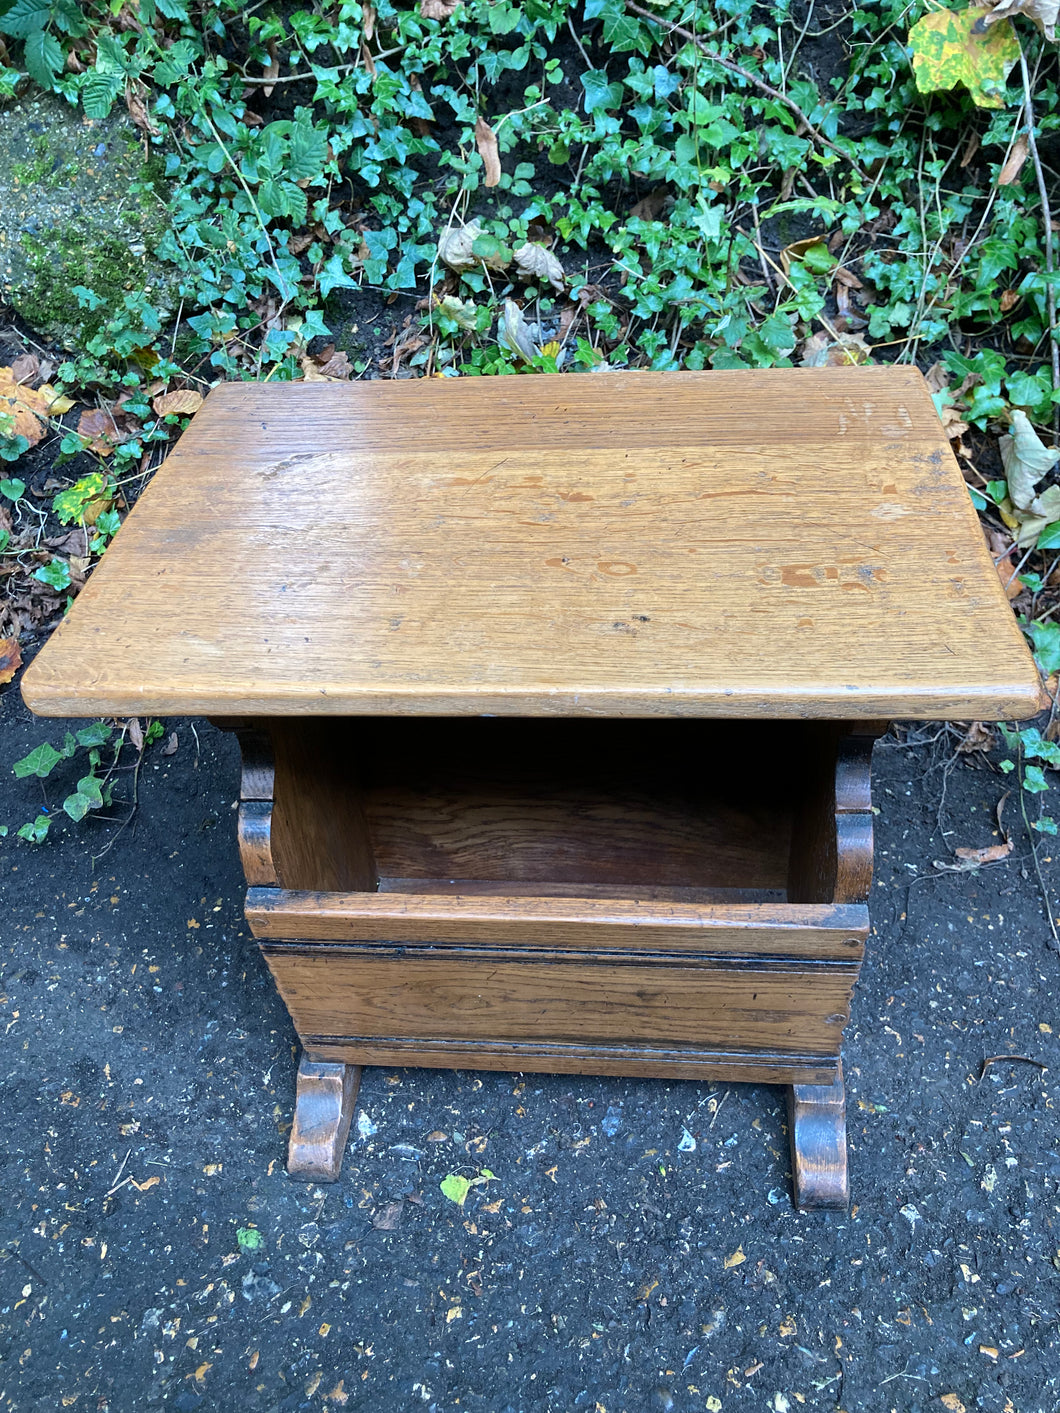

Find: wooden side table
[22,367,1039,1209]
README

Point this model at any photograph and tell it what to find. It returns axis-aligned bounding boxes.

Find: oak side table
[22,367,1040,1210]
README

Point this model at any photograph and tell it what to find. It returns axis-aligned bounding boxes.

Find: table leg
[787,1062,848,1210]
[287,1054,362,1182]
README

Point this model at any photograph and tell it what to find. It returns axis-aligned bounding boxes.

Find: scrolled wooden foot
[287,1055,362,1182]
[788,1062,848,1211]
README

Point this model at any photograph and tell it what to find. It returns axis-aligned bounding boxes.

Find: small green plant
[8,719,164,843]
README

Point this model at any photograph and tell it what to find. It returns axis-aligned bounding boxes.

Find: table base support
[287,1056,361,1183]
[788,1062,849,1210]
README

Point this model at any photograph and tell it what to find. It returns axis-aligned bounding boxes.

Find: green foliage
[5,721,154,843]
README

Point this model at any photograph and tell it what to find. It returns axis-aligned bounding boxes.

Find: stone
[0,93,176,349]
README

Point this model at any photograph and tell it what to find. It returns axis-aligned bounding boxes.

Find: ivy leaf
[13,742,63,778]
[908,8,1019,110]
[34,558,72,591]
[76,721,113,748]
[1026,620,1060,675]
[318,252,358,298]
[1023,765,1050,794]
[581,69,622,113]
[17,814,51,844]
[63,775,104,821]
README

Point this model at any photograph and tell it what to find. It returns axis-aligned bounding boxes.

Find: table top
[22,366,1040,720]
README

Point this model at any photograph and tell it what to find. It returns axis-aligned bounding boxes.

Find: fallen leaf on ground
[497,301,540,363]
[799,331,873,367]
[997,133,1029,185]
[372,1201,403,1230]
[940,1393,966,1412]
[440,1174,471,1206]
[979,0,1058,41]
[300,349,353,381]
[474,117,501,187]
[956,721,996,753]
[0,367,73,447]
[262,39,280,96]
[0,635,21,684]
[76,409,123,455]
[10,354,40,387]
[152,389,204,418]
[629,187,670,221]
[985,528,1023,600]
[952,792,1012,867]
[513,241,565,291]
[724,1246,746,1269]
[955,839,1013,864]
[780,235,831,277]
[420,0,460,17]
[1000,410,1060,546]
[161,732,178,756]
[438,219,484,271]
[435,295,479,331]
[908,7,1018,109]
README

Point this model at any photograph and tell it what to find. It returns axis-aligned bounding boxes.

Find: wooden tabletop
[22,367,1040,720]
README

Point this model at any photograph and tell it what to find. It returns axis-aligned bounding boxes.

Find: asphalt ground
[1,679,1059,1413]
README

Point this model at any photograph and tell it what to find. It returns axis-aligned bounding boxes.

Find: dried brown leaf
[125,81,161,138]
[629,187,670,221]
[799,331,873,367]
[300,350,353,382]
[997,132,1029,186]
[263,39,279,97]
[1,367,71,447]
[363,1,376,39]
[0,634,21,685]
[126,717,144,752]
[420,0,460,17]
[152,389,204,418]
[77,408,121,454]
[954,840,1013,864]
[372,1201,403,1230]
[956,721,997,754]
[513,241,565,291]
[979,0,1058,41]
[161,731,179,756]
[10,354,40,387]
[475,117,501,188]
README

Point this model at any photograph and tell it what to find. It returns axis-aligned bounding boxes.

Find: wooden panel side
[788,728,876,904]
[268,721,377,892]
[246,889,867,958]
[263,951,855,1054]
[303,1037,840,1086]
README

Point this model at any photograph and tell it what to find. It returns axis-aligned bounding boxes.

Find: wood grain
[788,728,876,904]
[788,1061,849,1209]
[246,889,868,958]
[262,950,856,1053]
[21,368,1039,721]
[287,1055,361,1183]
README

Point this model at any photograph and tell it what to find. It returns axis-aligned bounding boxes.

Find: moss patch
[0,94,176,349]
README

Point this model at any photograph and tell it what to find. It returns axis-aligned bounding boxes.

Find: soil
[1,664,1059,1413]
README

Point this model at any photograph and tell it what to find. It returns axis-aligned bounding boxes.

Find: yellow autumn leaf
[724,1246,746,1269]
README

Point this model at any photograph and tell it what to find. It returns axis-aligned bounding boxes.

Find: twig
[1018,43,1059,444]
[622,0,869,183]
[566,13,593,71]
[239,47,402,83]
